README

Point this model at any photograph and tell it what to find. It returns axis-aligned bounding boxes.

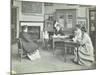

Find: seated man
[20,25,40,61]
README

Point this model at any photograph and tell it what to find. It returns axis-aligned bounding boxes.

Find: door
[11,7,18,43]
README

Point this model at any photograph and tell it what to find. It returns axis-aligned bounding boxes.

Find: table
[64,40,79,62]
[52,38,66,55]
[52,37,79,62]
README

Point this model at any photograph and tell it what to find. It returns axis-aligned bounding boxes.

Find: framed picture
[44,14,54,31]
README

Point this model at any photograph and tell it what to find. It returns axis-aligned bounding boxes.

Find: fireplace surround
[20,21,43,40]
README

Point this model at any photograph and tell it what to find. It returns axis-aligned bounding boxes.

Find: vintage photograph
[11,0,96,74]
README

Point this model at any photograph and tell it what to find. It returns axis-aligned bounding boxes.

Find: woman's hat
[81,26,87,32]
[76,24,81,28]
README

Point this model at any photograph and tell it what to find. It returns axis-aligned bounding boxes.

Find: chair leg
[18,49,20,62]
[20,54,22,62]
[64,46,67,62]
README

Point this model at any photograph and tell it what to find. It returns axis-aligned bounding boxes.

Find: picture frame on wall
[44,14,54,31]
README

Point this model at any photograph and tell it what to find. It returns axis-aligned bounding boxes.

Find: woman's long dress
[20,32,38,53]
[74,33,94,66]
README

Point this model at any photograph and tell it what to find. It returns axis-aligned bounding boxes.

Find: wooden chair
[43,31,50,50]
[17,38,26,62]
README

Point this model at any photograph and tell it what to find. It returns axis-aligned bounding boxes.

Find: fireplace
[20,21,43,40]
[28,26,40,39]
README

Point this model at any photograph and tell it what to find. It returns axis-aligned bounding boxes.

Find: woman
[58,16,65,29]
[73,24,82,42]
[73,27,94,66]
[73,24,82,62]
[54,23,64,36]
[20,25,40,60]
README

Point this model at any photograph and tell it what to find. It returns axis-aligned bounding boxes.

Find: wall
[13,1,44,21]
[13,0,44,40]
[13,0,95,39]
[44,3,90,33]
[44,3,87,17]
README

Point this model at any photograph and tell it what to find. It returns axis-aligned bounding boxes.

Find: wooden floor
[11,43,96,74]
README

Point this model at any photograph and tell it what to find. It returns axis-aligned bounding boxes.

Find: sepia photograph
[11,0,96,74]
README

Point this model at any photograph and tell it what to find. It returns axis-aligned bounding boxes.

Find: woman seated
[20,25,40,61]
[54,22,64,36]
[73,26,94,66]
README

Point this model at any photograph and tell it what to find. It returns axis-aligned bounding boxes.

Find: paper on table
[52,35,69,38]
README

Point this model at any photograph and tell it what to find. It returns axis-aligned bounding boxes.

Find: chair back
[17,38,23,49]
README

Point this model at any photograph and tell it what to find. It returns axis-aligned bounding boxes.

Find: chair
[43,31,50,50]
[17,38,26,62]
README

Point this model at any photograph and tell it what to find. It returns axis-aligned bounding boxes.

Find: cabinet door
[65,10,76,30]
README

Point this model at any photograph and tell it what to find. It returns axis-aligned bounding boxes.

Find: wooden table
[64,40,79,62]
[52,38,66,55]
[52,37,79,62]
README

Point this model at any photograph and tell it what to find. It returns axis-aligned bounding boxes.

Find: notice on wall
[67,19,73,28]
[66,14,73,28]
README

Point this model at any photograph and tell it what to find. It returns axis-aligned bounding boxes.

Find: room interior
[11,0,96,74]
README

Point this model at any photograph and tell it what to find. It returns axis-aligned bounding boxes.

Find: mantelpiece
[20,21,43,40]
